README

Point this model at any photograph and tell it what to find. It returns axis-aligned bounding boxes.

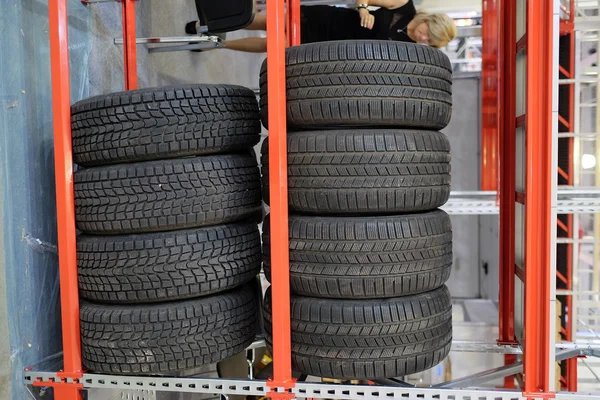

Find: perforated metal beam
[24,372,600,400]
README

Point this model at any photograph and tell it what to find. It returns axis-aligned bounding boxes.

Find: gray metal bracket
[23,341,600,398]
[114,35,224,53]
[433,349,583,389]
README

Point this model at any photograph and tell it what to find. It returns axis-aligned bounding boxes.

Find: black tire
[260,40,453,130]
[74,153,262,234]
[71,85,261,166]
[261,129,451,214]
[263,285,452,380]
[81,283,258,375]
[263,210,452,299]
[78,222,262,303]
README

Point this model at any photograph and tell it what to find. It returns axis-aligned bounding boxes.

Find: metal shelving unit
[27,0,600,399]
[441,190,600,215]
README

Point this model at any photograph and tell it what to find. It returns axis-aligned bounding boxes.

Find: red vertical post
[122,0,138,89]
[266,0,294,395]
[481,0,499,191]
[287,0,301,46]
[498,0,517,347]
[563,0,577,389]
[48,1,83,399]
[523,0,553,396]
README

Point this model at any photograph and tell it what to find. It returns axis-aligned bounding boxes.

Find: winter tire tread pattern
[72,84,261,166]
[78,223,262,303]
[81,283,258,375]
[75,153,262,234]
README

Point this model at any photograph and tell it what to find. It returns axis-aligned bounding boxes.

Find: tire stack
[259,41,455,380]
[70,84,263,375]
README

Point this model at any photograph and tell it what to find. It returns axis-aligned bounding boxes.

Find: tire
[71,84,261,166]
[263,285,452,380]
[261,129,451,214]
[260,40,453,130]
[81,283,258,375]
[74,153,262,234]
[263,210,452,299]
[78,222,262,303]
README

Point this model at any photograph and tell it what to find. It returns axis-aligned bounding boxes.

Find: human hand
[358,8,374,29]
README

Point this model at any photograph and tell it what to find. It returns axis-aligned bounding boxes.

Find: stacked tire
[260,41,454,380]
[71,84,263,375]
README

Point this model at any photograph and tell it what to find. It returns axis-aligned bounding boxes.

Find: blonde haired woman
[185,0,457,52]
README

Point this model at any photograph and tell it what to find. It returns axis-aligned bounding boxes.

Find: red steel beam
[563,6,577,389]
[504,355,518,389]
[560,0,576,35]
[266,0,294,396]
[481,0,499,191]
[498,0,517,348]
[565,253,577,391]
[557,218,569,232]
[287,0,301,46]
[515,264,526,283]
[48,1,83,399]
[523,0,553,396]
[558,166,570,180]
[122,0,138,89]
[516,34,527,52]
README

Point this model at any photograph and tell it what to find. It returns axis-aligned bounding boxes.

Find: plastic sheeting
[0,1,91,399]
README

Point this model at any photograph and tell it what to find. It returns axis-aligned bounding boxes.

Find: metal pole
[498,0,517,347]
[566,11,579,392]
[266,0,294,396]
[122,0,138,89]
[523,0,554,396]
[48,1,83,399]
[288,0,301,46]
[481,0,499,191]
[593,9,600,350]
[433,349,581,389]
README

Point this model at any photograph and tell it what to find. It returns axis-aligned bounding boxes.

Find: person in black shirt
[185,0,457,52]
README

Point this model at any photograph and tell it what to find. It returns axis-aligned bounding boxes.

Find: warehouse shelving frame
[25,0,600,399]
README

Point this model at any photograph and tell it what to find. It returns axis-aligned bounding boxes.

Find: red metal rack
[34,0,599,399]
[265,0,296,396]
[47,1,83,399]
[481,0,499,192]
[557,0,578,391]
[121,0,138,89]
[498,0,556,395]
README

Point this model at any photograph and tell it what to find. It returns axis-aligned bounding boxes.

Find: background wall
[442,76,485,299]
[0,1,91,399]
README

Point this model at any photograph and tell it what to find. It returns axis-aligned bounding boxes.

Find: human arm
[355,0,408,10]
[357,6,375,29]
[355,0,408,29]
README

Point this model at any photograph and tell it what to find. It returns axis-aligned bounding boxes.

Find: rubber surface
[81,283,258,375]
[78,222,262,303]
[261,129,451,214]
[263,285,452,380]
[71,84,261,166]
[74,153,262,234]
[260,40,453,130]
[263,210,452,298]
